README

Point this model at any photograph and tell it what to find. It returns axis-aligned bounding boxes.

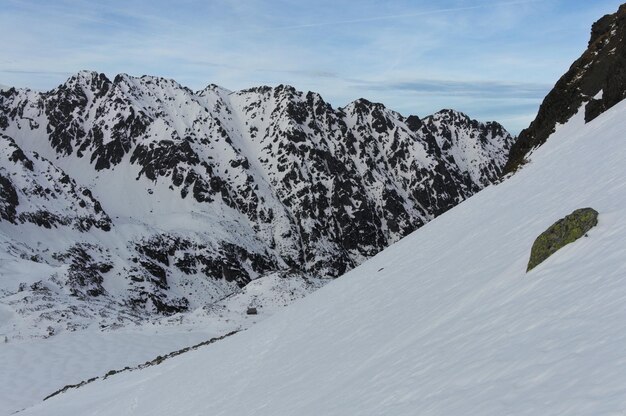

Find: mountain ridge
[0,71,513,338]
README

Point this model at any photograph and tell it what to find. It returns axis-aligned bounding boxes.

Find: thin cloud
[184,59,343,81]
[360,79,552,99]
[0,69,73,76]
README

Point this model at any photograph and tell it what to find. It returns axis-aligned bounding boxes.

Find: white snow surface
[16,100,626,415]
[0,327,215,414]
[0,271,320,415]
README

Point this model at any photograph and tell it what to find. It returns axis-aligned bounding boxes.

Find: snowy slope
[0,270,321,415]
[0,327,217,415]
[0,74,512,339]
[18,96,626,415]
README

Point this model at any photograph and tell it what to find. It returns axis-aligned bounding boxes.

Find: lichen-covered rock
[527,208,598,271]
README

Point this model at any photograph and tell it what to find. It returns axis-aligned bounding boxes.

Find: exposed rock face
[0,133,112,231]
[0,72,514,337]
[527,208,598,272]
[504,4,626,174]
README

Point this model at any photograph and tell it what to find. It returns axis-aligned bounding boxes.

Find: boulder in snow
[527,207,598,271]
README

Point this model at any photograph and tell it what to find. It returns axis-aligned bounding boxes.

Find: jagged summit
[341,97,398,115]
[70,69,105,81]
[199,83,233,95]
[0,70,514,338]
[343,97,386,107]
[428,108,472,121]
[504,3,626,174]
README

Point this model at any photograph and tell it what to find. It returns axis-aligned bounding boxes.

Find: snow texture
[0,270,321,414]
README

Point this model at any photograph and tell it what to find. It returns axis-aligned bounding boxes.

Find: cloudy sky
[1,0,623,133]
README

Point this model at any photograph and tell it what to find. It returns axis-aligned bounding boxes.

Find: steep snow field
[16,100,626,414]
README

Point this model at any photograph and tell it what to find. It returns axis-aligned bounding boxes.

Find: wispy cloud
[249,0,544,33]
[1,0,624,134]
[0,69,73,76]
[360,79,552,99]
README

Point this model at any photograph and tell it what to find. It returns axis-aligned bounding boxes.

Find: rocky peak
[342,98,388,115]
[589,4,626,47]
[341,99,402,137]
[67,70,110,86]
[59,70,112,98]
[504,4,626,174]
[198,83,232,97]
[273,84,298,96]
[428,108,470,121]
[424,109,509,137]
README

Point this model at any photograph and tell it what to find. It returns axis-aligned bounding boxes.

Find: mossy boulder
[527,208,598,272]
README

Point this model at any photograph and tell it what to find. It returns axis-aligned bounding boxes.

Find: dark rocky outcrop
[504,4,626,174]
[52,244,113,297]
[0,133,112,231]
[0,173,18,223]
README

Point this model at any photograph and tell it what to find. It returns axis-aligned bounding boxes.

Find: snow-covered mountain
[17,51,626,416]
[11,5,626,414]
[4,3,626,415]
[0,74,513,338]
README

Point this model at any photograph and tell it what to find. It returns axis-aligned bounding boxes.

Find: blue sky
[1,0,623,133]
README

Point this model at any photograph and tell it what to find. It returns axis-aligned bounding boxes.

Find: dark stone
[0,174,18,223]
[52,244,111,298]
[405,115,422,131]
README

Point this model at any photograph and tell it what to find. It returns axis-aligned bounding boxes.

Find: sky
[0,0,623,134]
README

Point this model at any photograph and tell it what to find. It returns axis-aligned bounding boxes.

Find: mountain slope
[0,133,111,232]
[0,74,513,337]
[20,91,626,416]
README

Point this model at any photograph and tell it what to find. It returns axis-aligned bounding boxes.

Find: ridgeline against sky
[1,0,624,133]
